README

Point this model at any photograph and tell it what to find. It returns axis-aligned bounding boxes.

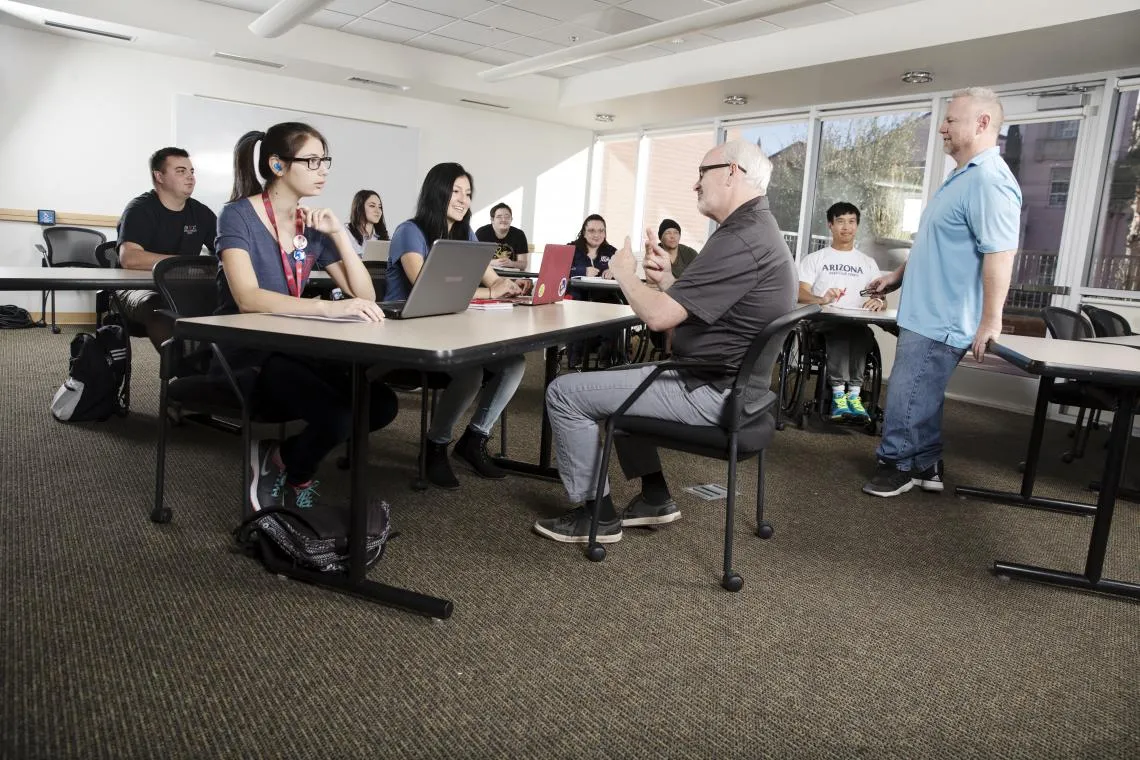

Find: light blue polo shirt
[897,146,1022,349]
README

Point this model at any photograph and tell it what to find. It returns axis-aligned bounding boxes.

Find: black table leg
[955,377,1097,515]
[494,345,560,480]
[994,389,1140,600]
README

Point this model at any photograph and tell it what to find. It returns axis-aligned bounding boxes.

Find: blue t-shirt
[214,198,339,315]
[897,146,1022,349]
[386,220,477,302]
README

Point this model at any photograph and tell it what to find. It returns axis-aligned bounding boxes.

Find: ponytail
[230,130,265,202]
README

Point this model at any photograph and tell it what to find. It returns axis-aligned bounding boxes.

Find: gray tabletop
[1085,334,1140,349]
[989,334,1140,384]
[0,265,334,291]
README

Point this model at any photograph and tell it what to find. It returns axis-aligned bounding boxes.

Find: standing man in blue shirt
[862,87,1022,497]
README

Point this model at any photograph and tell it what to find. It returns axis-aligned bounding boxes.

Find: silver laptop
[379,240,496,319]
[362,240,391,262]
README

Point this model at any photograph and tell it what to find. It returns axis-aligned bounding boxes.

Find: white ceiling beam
[248,0,333,39]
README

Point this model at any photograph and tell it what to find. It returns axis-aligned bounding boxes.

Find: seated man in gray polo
[117,147,217,349]
[533,140,797,545]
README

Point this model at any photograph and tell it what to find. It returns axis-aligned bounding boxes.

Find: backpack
[234,501,395,574]
[0,305,34,329]
[50,322,131,422]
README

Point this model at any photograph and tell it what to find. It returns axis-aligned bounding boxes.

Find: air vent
[212,51,285,69]
[460,98,510,110]
[44,20,133,42]
[347,76,410,92]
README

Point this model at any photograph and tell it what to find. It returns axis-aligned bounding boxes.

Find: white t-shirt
[798,246,880,309]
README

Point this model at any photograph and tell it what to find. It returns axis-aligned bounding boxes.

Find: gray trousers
[816,323,876,387]
[546,365,730,503]
[428,355,527,444]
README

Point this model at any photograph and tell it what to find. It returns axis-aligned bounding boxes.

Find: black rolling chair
[1079,304,1133,437]
[584,304,820,591]
[35,226,109,333]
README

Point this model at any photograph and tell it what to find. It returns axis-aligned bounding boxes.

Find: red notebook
[468,299,515,310]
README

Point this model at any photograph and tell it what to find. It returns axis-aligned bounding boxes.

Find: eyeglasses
[697,162,746,180]
[281,155,333,171]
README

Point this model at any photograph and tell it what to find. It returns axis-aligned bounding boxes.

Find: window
[725,121,809,252]
[642,131,716,251]
[590,137,639,248]
[1086,90,1140,292]
[1049,167,1071,206]
[1050,120,1079,139]
[810,111,931,249]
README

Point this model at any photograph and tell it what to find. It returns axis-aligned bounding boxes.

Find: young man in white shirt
[797,202,885,421]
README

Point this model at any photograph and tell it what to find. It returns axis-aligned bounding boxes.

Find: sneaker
[533,506,622,544]
[285,480,321,509]
[250,439,286,510]
[862,462,914,497]
[912,460,944,492]
[846,392,870,420]
[425,441,460,489]
[452,428,506,479]
[829,393,850,421]
[621,496,682,527]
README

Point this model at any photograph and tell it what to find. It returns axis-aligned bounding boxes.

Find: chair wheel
[336,456,350,470]
[51,326,61,335]
[1061,452,1074,464]
[586,544,606,562]
[757,522,774,539]
[1016,461,1025,473]
[150,507,172,524]
[721,572,743,592]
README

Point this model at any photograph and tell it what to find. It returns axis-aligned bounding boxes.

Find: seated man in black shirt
[117,147,217,349]
[534,140,797,544]
[475,202,529,270]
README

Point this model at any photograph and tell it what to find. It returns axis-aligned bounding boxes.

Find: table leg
[494,345,560,480]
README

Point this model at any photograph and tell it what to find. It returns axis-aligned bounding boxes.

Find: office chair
[35,226,108,333]
[1078,304,1132,437]
[584,304,820,592]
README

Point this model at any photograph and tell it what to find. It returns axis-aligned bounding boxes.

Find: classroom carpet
[1,327,1137,759]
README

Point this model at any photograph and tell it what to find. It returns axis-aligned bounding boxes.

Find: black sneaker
[284,480,321,510]
[621,496,681,527]
[912,460,944,492]
[250,439,286,510]
[452,428,506,479]
[533,506,622,544]
[425,441,460,489]
[862,462,914,498]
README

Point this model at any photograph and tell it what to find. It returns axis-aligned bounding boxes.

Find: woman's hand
[301,208,343,236]
[489,278,522,299]
[328,297,384,322]
[514,279,534,295]
[585,266,600,277]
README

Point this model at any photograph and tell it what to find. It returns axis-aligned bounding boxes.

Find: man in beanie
[657,218,699,279]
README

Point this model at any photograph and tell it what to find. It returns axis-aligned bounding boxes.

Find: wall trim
[0,208,120,228]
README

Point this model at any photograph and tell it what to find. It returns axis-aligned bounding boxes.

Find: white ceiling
[3,0,1140,129]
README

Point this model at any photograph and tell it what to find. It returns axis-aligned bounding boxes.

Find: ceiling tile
[504,0,607,23]
[404,34,484,55]
[468,5,561,36]
[202,0,277,11]
[617,0,712,22]
[364,2,455,32]
[495,35,561,56]
[649,32,722,53]
[705,17,781,41]
[466,47,527,64]
[306,9,356,29]
[327,0,386,16]
[830,0,917,12]
[340,17,422,42]
[573,6,657,34]
[762,4,854,28]
[608,44,673,62]
[403,0,497,18]
[433,19,518,46]
[529,22,606,46]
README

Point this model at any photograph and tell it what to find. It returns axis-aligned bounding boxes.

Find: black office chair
[36,226,109,333]
[584,304,820,592]
[1080,304,1132,339]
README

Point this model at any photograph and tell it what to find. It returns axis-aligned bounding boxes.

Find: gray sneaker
[534,506,622,544]
[621,496,681,527]
[250,439,286,511]
[911,460,944,492]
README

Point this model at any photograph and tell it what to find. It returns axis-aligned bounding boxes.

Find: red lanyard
[261,191,309,298]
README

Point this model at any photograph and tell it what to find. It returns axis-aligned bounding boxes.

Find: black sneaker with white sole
[862,462,914,498]
[534,506,622,544]
[250,438,286,511]
[911,460,944,492]
[621,496,681,527]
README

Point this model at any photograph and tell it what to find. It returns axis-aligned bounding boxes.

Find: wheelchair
[774,320,884,435]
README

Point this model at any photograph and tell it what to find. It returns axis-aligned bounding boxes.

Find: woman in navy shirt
[567,214,623,368]
[214,121,398,513]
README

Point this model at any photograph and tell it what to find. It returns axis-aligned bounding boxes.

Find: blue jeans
[876,328,965,472]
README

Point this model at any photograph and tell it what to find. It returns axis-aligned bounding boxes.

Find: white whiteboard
[174,95,419,229]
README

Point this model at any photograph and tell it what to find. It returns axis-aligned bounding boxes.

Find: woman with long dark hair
[345,189,389,256]
[387,162,528,489]
[217,122,398,512]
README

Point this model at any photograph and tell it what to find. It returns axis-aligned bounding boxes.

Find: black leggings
[255,354,399,484]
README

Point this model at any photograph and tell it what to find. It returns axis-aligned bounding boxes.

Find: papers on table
[271,312,371,323]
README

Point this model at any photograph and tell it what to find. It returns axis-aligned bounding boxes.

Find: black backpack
[234,501,395,574]
[0,305,34,329]
[50,322,131,422]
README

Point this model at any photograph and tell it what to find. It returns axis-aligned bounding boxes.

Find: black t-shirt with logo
[475,224,529,262]
[118,190,218,260]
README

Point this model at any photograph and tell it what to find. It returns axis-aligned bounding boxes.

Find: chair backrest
[95,240,120,269]
[730,304,821,423]
[1080,304,1133,338]
[154,256,220,318]
[1041,306,1093,341]
[42,226,108,268]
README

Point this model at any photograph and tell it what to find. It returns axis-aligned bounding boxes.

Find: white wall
[0,24,591,312]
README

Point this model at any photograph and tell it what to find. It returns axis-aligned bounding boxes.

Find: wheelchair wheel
[776,329,805,424]
[862,342,884,436]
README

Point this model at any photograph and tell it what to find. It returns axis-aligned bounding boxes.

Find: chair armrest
[36,244,48,266]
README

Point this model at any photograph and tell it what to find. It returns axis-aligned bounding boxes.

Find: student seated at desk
[475,202,529,270]
[567,214,623,368]
[387,162,528,490]
[344,189,389,256]
[216,122,397,512]
[796,202,885,421]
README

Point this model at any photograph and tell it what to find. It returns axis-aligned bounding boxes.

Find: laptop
[505,244,574,306]
[379,240,497,319]
[362,240,391,262]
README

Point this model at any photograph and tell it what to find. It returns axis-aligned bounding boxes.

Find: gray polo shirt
[668,196,797,392]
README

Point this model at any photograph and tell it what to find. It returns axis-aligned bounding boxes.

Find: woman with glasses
[387,162,529,489]
[345,189,389,256]
[567,214,624,369]
[214,121,398,513]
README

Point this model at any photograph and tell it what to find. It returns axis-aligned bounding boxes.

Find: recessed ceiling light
[347,76,410,91]
[901,70,934,84]
[569,35,580,43]
[213,51,284,69]
[595,113,615,123]
[44,20,133,42]
[670,38,685,44]
[723,95,748,106]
